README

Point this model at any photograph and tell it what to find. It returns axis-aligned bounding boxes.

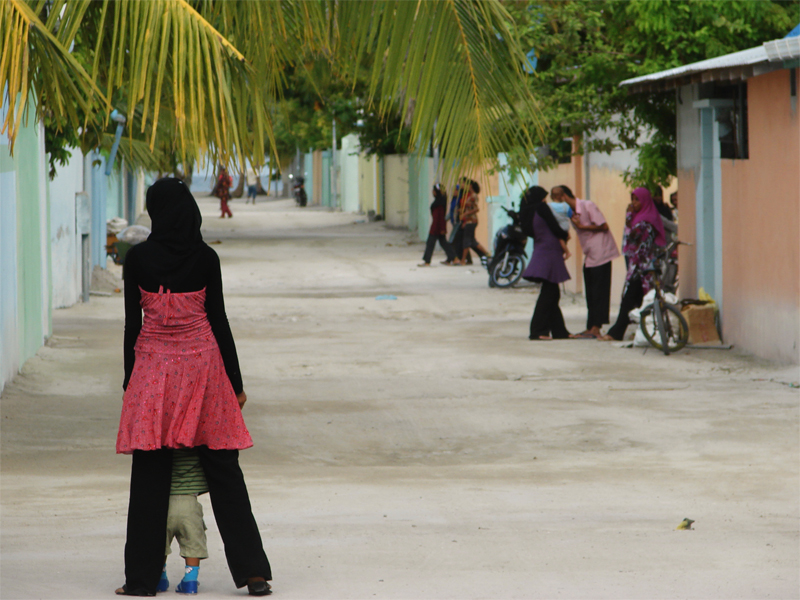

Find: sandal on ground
[570,332,597,339]
[115,585,155,596]
[247,579,272,596]
[528,335,552,341]
[596,334,616,341]
[417,262,431,267]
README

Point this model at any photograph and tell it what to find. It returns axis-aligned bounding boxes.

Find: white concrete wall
[50,152,85,308]
[383,155,409,227]
[340,134,361,213]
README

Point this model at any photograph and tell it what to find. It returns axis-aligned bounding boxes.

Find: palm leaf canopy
[1,0,540,176]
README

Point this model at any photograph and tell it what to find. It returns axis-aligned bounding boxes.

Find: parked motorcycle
[487,205,528,288]
[293,176,308,207]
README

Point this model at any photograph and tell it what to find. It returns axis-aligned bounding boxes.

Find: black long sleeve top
[122,242,243,394]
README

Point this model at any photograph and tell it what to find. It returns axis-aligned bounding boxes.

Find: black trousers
[606,277,644,340]
[451,226,464,258]
[529,281,570,339]
[583,261,612,330]
[422,233,456,263]
[124,447,271,594]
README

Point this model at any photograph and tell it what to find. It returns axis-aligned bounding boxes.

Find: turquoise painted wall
[0,125,19,391]
[408,155,432,241]
[321,150,332,207]
[487,153,538,257]
[0,102,51,392]
[90,152,107,267]
[303,152,314,203]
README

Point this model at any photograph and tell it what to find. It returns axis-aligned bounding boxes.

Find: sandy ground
[2,197,799,600]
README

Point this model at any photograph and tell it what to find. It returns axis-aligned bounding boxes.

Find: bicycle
[657,237,687,294]
[639,243,690,355]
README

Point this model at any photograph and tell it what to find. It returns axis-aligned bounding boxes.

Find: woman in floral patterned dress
[599,187,666,341]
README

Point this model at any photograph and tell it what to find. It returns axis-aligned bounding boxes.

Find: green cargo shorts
[165,494,208,559]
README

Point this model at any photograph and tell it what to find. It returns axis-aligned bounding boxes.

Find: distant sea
[188,172,284,197]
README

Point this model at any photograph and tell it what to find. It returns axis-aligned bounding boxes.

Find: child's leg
[173,495,208,594]
[176,557,201,594]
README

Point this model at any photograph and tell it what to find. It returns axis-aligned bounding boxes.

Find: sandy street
[1,197,798,600]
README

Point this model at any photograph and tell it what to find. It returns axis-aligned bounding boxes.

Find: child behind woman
[157,449,209,595]
[548,201,573,260]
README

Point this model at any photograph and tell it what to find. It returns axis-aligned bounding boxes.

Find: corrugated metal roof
[764,37,800,61]
[620,36,800,92]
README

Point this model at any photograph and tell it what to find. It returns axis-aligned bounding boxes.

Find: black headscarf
[519,186,546,237]
[144,177,207,285]
[431,183,447,210]
[520,185,567,241]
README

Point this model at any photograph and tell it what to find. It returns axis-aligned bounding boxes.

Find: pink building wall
[720,69,800,364]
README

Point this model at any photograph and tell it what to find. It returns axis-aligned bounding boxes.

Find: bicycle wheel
[640,302,689,353]
[490,254,524,288]
[655,301,670,355]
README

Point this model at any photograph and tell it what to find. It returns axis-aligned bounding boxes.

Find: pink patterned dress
[116,286,252,454]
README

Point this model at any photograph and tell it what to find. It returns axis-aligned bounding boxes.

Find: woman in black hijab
[116,178,272,596]
[520,186,572,339]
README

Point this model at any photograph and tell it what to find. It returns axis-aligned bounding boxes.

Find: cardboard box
[682,304,720,345]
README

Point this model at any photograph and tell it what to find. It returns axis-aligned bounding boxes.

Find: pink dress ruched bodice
[116,286,252,454]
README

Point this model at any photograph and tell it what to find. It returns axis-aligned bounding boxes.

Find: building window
[714,82,749,160]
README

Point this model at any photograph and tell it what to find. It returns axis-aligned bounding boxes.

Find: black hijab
[520,185,568,241]
[143,177,207,285]
[431,183,447,210]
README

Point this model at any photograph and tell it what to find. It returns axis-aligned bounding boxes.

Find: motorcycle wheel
[490,253,525,288]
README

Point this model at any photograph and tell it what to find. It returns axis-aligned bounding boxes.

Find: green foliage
[504,0,799,185]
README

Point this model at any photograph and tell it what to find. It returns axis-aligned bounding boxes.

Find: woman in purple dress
[521,186,572,340]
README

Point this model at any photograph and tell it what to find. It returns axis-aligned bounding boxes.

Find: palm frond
[333,0,542,177]
[4,0,540,179]
[0,0,104,151]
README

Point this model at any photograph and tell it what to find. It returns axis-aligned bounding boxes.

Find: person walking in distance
[419,183,459,266]
[551,185,620,338]
[459,180,491,265]
[214,166,233,218]
[116,178,272,596]
[245,167,259,205]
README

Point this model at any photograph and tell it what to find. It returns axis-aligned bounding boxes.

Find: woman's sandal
[115,585,155,596]
[247,579,272,596]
